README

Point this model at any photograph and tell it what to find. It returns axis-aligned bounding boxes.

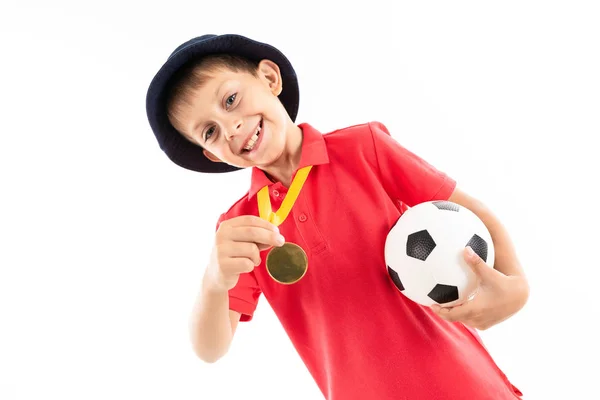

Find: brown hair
[165,54,259,137]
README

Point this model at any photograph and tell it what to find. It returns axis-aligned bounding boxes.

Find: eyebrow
[189,81,227,138]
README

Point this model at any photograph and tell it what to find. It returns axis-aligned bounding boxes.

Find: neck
[262,124,303,187]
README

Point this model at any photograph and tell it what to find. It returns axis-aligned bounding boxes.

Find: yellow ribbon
[257,166,312,226]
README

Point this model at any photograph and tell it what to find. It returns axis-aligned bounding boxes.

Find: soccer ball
[384,200,494,307]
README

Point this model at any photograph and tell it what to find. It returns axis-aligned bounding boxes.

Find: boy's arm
[188,215,277,362]
[431,186,530,330]
[367,121,456,207]
[188,274,242,363]
[449,188,526,279]
[366,122,528,329]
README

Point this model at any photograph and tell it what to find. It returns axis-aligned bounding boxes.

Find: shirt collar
[248,123,329,200]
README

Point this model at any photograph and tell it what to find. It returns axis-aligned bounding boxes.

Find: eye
[225,93,237,110]
[204,126,216,141]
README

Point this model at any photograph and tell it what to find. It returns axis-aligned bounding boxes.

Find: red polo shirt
[217,122,522,399]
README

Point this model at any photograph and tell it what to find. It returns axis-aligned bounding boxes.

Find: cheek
[265,100,288,130]
[204,139,229,159]
[266,120,284,144]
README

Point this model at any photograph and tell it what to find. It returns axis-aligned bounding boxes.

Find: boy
[146,34,529,399]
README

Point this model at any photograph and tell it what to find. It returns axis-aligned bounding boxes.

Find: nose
[225,119,243,141]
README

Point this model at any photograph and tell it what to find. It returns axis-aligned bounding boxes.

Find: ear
[203,149,223,163]
[257,59,283,96]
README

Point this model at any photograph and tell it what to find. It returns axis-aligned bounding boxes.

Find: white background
[1,1,598,399]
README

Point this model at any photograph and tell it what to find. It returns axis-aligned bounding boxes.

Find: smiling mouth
[242,119,262,152]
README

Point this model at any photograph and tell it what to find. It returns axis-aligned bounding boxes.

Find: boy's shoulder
[318,120,396,164]
[321,120,391,140]
[319,120,396,157]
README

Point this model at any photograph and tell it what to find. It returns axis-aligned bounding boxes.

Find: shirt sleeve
[215,213,262,322]
[368,121,456,207]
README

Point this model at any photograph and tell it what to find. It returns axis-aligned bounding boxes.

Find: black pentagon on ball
[432,201,460,212]
[387,266,405,291]
[466,234,488,262]
[406,230,436,261]
[428,284,459,304]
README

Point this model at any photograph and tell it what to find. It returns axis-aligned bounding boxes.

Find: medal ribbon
[257,166,312,226]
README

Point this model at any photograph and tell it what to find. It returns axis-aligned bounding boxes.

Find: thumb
[258,243,273,252]
[464,246,494,278]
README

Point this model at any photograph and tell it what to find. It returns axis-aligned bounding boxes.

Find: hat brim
[146,34,299,173]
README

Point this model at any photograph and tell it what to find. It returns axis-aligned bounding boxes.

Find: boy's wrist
[202,269,229,296]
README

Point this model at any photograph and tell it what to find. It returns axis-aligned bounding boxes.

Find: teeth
[243,124,262,151]
[244,133,258,150]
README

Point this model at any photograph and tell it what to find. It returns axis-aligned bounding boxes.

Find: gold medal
[257,165,312,284]
[266,242,308,284]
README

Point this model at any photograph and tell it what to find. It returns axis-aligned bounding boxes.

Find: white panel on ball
[384,200,494,307]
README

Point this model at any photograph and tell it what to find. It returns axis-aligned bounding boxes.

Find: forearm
[449,188,529,302]
[459,196,530,307]
[188,273,234,363]
[472,201,524,278]
[437,187,530,326]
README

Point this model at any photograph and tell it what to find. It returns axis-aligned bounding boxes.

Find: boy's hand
[430,247,529,330]
[205,216,285,293]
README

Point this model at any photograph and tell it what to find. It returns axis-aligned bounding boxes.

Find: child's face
[174,60,293,170]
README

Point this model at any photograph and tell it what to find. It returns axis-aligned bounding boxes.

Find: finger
[257,243,274,252]
[432,301,477,323]
[463,246,498,279]
[229,226,285,248]
[220,241,262,266]
[222,256,256,274]
[234,257,257,273]
[226,215,280,232]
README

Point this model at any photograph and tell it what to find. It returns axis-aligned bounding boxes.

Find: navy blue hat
[146,34,300,173]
